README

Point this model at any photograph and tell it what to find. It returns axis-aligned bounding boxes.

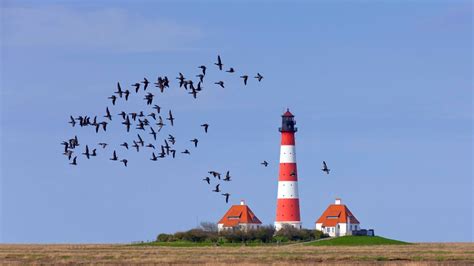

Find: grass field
[0,242,472,264]
[306,236,409,246]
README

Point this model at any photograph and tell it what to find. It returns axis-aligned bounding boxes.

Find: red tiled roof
[316,204,360,226]
[218,204,262,227]
[283,109,294,117]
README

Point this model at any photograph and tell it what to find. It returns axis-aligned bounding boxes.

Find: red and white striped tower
[275,109,302,230]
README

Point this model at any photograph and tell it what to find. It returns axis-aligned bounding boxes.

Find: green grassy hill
[306,236,409,246]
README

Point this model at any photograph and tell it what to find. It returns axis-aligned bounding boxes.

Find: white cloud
[1,6,203,52]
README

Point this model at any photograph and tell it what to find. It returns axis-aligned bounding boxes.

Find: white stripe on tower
[279,145,296,163]
[277,181,299,198]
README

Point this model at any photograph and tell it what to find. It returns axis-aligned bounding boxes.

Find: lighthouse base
[274,221,302,231]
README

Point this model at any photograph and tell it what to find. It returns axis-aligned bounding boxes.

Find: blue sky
[1,0,472,243]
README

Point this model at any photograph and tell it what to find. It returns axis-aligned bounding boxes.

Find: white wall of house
[315,222,361,237]
[315,223,323,231]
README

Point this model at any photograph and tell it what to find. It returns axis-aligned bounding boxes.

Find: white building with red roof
[315,198,360,237]
[218,200,262,232]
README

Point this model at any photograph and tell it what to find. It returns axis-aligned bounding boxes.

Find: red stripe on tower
[275,109,302,230]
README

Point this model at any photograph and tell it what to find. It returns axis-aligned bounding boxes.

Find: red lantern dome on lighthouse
[275,109,302,230]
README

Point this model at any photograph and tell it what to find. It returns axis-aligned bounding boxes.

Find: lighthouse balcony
[279,127,298,132]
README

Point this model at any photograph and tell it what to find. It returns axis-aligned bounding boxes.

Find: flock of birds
[61,54,332,204]
[61,55,267,204]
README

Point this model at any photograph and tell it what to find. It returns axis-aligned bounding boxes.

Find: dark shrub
[156,233,172,242]
[254,225,275,243]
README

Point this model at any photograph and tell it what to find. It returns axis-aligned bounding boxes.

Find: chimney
[240,200,245,205]
[335,198,341,205]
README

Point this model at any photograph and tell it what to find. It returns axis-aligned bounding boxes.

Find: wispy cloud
[2,6,203,52]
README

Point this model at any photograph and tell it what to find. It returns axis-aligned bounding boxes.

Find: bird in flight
[214,55,223,70]
[137,134,145,147]
[189,87,198,99]
[190,138,199,148]
[222,193,230,203]
[223,171,231,181]
[104,107,112,121]
[201,124,209,133]
[124,90,130,101]
[261,161,268,167]
[146,143,155,149]
[322,161,330,174]
[122,116,131,132]
[163,140,171,155]
[69,116,76,127]
[132,141,140,152]
[168,134,176,145]
[240,75,248,85]
[108,95,117,105]
[167,110,175,126]
[169,149,176,158]
[120,142,129,149]
[198,65,206,75]
[151,152,158,161]
[196,82,203,91]
[144,92,154,105]
[158,147,166,158]
[203,177,211,184]
[129,112,138,121]
[290,171,296,176]
[255,73,263,82]
[196,74,204,83]
[115,82,124,98]
[148,112,156,120]
[70,156,77,165]
[153,105,161,114]
[120,159,128,167]
[110,150,118,161]
[141,77,149,91]
[226,67,235,73]
[149,127,157,141]
[98,143,107,149]
[176,72,185,83]
[156,116,165,131]
[212,184,221,192]
[82,145,91,159]
[215,81,224,88]
[63,150,73,160]
[182,149,190,155]
[118,111,126,120]
[132,83,140,93]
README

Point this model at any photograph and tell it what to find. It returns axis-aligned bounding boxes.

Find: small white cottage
[315,198,360,237]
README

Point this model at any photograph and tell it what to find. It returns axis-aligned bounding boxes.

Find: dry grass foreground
[0,243,473,265]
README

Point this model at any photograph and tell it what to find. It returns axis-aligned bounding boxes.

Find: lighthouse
[275,109,302,230]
